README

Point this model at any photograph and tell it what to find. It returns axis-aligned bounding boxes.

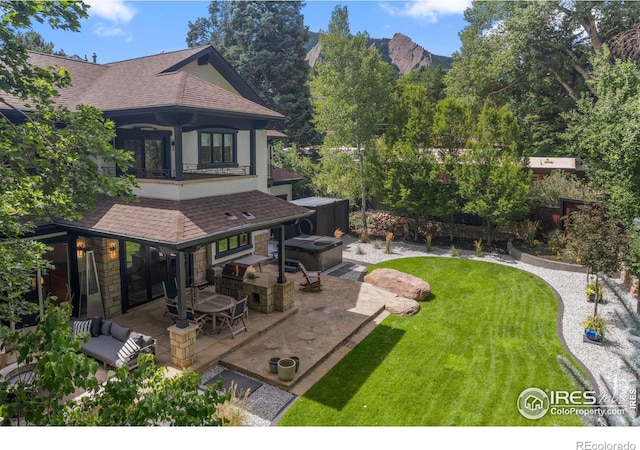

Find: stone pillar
[168,324,198,368]
[253,231,269,257]
[274,280,294,312]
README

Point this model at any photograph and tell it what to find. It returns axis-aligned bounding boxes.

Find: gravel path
[205,235,638,424]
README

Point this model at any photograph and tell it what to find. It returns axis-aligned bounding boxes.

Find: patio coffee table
[194,294,236,335]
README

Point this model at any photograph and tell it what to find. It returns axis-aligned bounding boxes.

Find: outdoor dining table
[194,293,236,335]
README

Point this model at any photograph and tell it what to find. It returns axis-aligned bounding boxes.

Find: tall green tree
[456,104,531,245]
[384,82,434,150]
[446,1,640,155]
[310,5,394,233]
[186,1,319,147]
[565,50,640,225]
[431,97,474,240]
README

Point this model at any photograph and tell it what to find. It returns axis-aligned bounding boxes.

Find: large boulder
[385,297,421,316]
[364,268,431,301]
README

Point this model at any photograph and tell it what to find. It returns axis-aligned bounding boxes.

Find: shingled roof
[56,190,312,251]
[4,46,284,121]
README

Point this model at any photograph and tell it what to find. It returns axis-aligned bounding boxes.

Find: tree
[384,82,434,150]
[397,64,446,105]
[313,146,361,206]
[186,1,319,147]
[272,143,317,199]
[375,141,452,241]
[446,1,640,155]
[431,97,473,241]
[565,50,640,226]
[310,5,394,234]
[15,30,66,55]
[565,204,629,317]
[456,104,531,245]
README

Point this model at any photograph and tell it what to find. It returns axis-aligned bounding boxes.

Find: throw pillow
[116,337,140,363]
[100,319,112,336]
[72,319,91,336]
[110,323,131,342]
[90,317,102,337]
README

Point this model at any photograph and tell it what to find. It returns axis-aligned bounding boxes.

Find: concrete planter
[277,357,296,381]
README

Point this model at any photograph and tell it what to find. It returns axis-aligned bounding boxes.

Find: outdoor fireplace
[284,234,343,272]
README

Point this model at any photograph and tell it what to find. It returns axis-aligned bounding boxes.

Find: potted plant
[585,280,603,303]
[582,314,607,342]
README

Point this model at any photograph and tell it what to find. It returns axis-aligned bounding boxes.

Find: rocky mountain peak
[305,31,450,75]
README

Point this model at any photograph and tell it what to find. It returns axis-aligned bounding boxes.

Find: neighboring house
[2,46,312,325]
[527,157,586,183]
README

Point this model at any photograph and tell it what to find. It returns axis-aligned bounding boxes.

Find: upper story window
[199,129,237,166]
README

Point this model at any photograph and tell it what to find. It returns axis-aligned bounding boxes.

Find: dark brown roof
[4,47,284,120]
[57,190,312,250]
[269,165,303,186]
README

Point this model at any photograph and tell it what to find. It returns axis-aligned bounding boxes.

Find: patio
[107,261,393,392]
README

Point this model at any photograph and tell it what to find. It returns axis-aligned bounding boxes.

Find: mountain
[305,32,453,75]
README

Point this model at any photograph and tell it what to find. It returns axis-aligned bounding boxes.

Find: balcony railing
[102,165,251,180]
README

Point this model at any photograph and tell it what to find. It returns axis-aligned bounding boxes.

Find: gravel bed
[200,365,295,426]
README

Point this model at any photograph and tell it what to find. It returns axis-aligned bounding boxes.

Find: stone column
[168,324,198,368]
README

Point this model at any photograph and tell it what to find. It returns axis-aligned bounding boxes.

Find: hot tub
[284,235,343,272]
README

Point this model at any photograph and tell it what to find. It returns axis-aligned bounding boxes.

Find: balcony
[102,164,251,181]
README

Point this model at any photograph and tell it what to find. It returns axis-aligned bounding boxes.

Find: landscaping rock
[385,296,420,316]
[364,268,431,300]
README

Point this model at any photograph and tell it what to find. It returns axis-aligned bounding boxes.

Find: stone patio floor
[107,260,393,395]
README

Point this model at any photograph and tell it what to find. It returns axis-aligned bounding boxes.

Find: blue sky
[31,0,470,63]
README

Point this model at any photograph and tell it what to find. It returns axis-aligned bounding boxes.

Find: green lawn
[278,257,583,426]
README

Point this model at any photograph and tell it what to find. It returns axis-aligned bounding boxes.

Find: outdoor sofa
[72,317,156,369]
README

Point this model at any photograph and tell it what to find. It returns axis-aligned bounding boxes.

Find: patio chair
[163,279,207,335]
[298,263,322,292]
[216,296,248,339]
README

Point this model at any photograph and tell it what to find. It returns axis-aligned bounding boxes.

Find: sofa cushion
[116,337,140,363]
[129,331,153,348]
[90,317,102,337]
[72,319,91,336]
[110,323,130,342]
[81,335,123,367]
[100,319,112,336]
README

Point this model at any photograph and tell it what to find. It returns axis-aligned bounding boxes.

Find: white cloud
[94,23,126,38]
[382,0,471,22]
[85,0,137,24]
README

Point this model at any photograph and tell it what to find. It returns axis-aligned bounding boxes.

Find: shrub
[334,228,345,239]
[385,231,394,254]
[547,229,567,254]
[449,245,460,257]
[520,219,540,246]
[474,239,483,257]
[356,245,365,255]
[424,233,433,252]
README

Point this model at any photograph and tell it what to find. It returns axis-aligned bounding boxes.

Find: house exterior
[3,46,312,329]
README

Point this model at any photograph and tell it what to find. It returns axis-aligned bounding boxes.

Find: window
[216,232,251,257]
[199,130,237,166]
